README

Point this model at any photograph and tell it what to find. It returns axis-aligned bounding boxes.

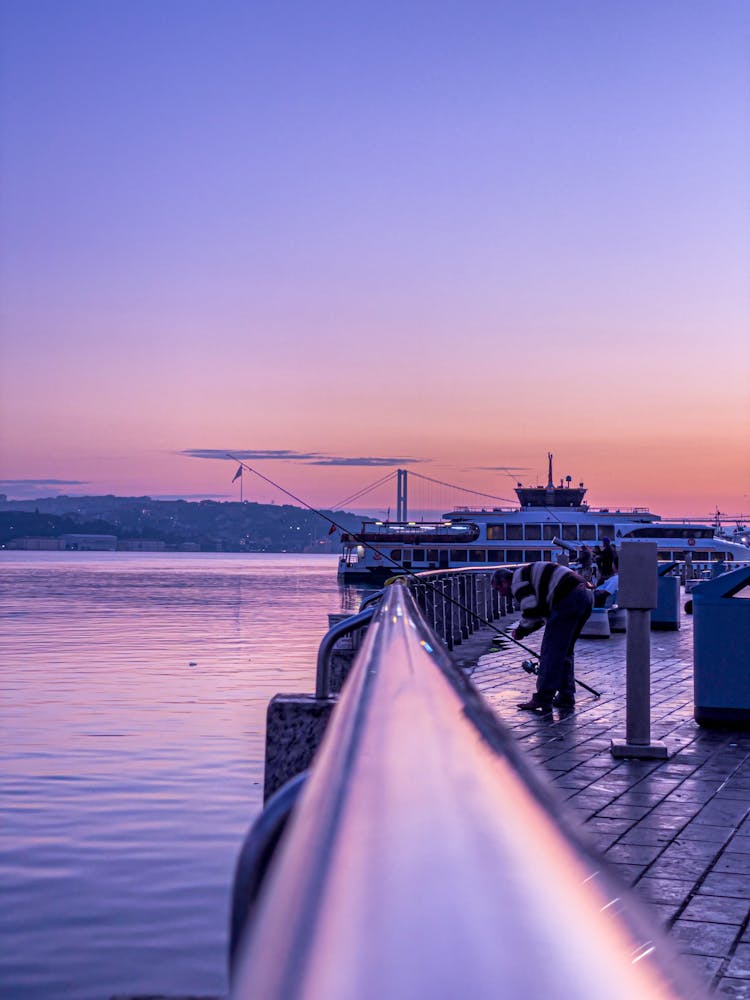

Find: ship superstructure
[338,454,748,582]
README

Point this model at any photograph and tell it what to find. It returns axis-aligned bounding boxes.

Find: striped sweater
[511,563,587,634]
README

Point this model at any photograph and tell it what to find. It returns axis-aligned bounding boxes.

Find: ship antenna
[546,452,554,490]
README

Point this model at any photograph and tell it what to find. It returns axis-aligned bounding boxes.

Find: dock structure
[236,578,725,1000]
[468,606,750,996]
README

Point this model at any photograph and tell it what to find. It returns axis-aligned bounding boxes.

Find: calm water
[0,552,365,1000]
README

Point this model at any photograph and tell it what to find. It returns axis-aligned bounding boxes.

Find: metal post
[490,578,500,620]
[424,582,435,630]
[611,542,668,759]
[441,578,455,650]
[624,609,652,745]
[468,575,477,634]
[460,575,470,640]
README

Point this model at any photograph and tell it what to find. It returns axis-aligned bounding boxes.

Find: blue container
[651,575,680,631]
[693,566,750,727]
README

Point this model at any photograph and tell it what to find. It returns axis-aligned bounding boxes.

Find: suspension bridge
[330,468,516,521]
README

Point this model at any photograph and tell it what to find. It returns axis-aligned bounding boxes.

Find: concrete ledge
[264,694,335,801]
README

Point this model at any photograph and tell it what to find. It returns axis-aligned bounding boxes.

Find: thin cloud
[182,449,424,467]
[0,478,88,488]
[308,456,424,467]
[182,448,326,461]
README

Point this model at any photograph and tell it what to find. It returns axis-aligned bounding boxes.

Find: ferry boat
[338,455,750,582]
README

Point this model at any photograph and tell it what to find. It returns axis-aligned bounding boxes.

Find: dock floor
[465,605,750,997]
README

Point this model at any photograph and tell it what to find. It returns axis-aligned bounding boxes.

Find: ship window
[487,550,506,563]
[629,526,709,539]
[658,551,674,561]
[486,525,504,541]
[469,549,486,562]
[526,550,542,561]
[507,550,523,563]
[543,525,557,541]
[390,549,402,561]
[427,549,439,562]
[413,549,425,561]
[450,549,468,561]
[598,525,615,540]
[506,524,523,541]
[693,551,709,561]
[579,525,596,541]
[562,524,578,541]
[524,524,541,540]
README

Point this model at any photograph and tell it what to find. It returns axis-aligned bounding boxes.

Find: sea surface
[0,551,367,1000]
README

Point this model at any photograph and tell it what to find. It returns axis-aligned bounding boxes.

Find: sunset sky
[1,1,748,517]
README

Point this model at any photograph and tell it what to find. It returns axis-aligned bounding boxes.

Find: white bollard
[611,542,668,759]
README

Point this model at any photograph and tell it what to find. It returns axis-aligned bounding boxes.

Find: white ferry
[338,455,750,582]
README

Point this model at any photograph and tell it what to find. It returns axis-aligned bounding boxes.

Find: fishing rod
[226,454,601,697]
[488,627,601,698]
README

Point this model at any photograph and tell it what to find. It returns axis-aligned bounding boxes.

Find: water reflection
[0,552,346,1000]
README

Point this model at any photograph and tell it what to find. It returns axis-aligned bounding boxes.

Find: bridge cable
[331,471,398,511]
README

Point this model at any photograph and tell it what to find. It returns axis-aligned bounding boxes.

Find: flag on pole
[232,466,243,483]
[328,523,337,535]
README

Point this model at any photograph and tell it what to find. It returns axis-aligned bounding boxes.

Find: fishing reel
[521,659,539,675]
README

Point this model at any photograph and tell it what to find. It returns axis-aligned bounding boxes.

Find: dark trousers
[536,585,593,703]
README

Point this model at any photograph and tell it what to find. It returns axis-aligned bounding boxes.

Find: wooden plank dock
[465,605,750,998]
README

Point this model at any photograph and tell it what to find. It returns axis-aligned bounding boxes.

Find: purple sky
[1,1,749,514]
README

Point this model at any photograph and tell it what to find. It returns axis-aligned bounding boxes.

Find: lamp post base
[610,738,668,760]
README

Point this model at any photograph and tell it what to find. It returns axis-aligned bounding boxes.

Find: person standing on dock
[492,564,594,712]
[578,543,594,582]
[596,537,618,580]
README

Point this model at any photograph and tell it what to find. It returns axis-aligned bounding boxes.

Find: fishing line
[226,453,601,696]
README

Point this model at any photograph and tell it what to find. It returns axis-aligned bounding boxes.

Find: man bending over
[492,564,594,712]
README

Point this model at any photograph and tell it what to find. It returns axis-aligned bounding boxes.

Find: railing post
[465,574,473,635]
[481,572,490,624]
[458,575,469,640]
[449,577,461,645]
[443,578,454,649]
[425,579,436,632]
[432,576,445,643]
[490,574,500,619]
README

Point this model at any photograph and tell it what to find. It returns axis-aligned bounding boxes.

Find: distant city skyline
[1,2,748,517]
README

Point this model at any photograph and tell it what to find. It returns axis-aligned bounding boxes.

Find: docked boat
[338,455,750,582]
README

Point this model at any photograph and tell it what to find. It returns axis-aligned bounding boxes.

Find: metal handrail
[233,583,701,1000]
[358,589,384,611]
[229,771,308,970]
[315,606,375,698]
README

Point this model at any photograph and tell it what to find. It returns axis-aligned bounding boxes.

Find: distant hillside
[0,496,362,552]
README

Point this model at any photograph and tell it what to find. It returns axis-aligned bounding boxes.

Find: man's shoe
[517,697,553,712]
[552,695,575,709]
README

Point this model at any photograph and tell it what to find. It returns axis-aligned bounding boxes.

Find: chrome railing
[231,580,701,999]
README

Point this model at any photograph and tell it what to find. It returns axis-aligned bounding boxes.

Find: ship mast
[546,452,554,490]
